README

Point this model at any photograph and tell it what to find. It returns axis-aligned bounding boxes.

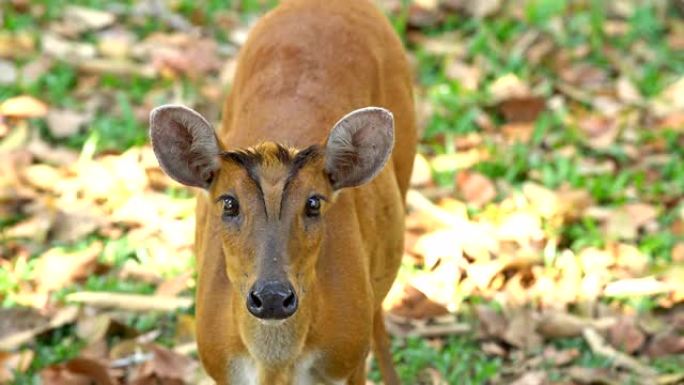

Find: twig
[66,292,192,312]
[582,328,657,378]
[64,57,157,78]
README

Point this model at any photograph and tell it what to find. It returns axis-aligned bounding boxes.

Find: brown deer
[149,0,416,383]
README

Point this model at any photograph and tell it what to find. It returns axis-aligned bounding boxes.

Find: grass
[1,0,684,383]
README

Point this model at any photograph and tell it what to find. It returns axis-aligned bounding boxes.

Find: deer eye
[220,195,240,217]
[305,196,321,217]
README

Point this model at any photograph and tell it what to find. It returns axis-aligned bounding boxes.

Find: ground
[1,0,684,384]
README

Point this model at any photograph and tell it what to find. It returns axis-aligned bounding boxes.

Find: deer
[148,0,416,384]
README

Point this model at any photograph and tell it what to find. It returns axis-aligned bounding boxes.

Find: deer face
[150,106,394,321]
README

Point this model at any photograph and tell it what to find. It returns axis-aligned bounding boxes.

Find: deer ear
[149,105,220,189]
[324,107,394,190]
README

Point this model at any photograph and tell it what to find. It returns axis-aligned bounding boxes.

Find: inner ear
[324,107,394,190]
[149,105,221,189]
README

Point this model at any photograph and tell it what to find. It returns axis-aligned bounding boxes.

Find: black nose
[246,280,298,320]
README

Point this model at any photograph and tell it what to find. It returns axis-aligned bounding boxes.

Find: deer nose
[246,280,298,320]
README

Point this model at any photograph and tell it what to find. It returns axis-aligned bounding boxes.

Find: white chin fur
[257,318,287,326]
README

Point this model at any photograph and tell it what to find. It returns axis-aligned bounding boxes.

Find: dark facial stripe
[221,150,267,216]
[279,145,322,219]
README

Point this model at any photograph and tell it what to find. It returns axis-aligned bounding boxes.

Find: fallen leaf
[497,211,544,243]
[0,307,79,351]
[46,109,90,138]
[41,357,116,385]
[0,95,48,118]
[672,243,684,263]
[645,330,684,357]
[510,371,546,385]
[503,310,542,351]
[64,6,116,32]
[498,96,546,123]
[445,60,480,90]
[605,203,658,240]
[42,33,97,60]
[97,28,136,59]
[34,241,103,293]
[616,76,642,104]
[0,60,18,85]
[542,346,579,366]
[475,305,507,339]
[607,317,645,354]
[456,171,496,207]
[651,76,684,117]
[603,277,670,297]
[0,32,35,59]
[389,285,449,319]
[410,153,432,187]
[489,73,531,103]
[155,272,192,297]
[0,350,33,383]
[579,115,620,149]
[131,344,197,385]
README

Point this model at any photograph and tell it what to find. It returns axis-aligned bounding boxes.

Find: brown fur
[194,0,416,384]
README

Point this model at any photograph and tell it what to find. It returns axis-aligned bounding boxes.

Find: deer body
[150,0,416,384]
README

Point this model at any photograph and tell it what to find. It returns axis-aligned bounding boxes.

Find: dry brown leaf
[496,211,544,243]
[603,277,670,297]
[490,73,531,103]
[46,109,90,139]
[498,96,546,123]
[52,207,105,243]
[64,6,116,32]
[475,305,507,339]
[604,203,658,241]
[389,285,449,319]
[503,310,542,351]
[76,314,112,345]
[0,350,34,383]
[131,344,197,385]
[42,33,96,60]
[610,243,649,276]
[445,60,480,91]
[413,229,462,269]
[41,357,116,385]
[542,346,579,367]
[645,330,684,357]
[501,122,535,143]
[456,171,496,207]
[0,306,79,351]
[97,28,136,59]
[410,153,432,187]
[537,311,599,339]
[34,241,103,293]
[406,4,442,29]
[616,76,642,104]
[607,317,646,354]
[0,307,47,345]
[579,115,620,149]
[651,76,684,117]
[510,371,546,385]
[0,95,48,118]
[0,32,35,59]
[0,59,17,85]
[155,272,192,297]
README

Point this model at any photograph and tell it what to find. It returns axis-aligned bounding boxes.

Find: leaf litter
[1,1,684,384]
